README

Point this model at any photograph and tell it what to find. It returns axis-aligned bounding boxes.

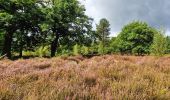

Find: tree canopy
[0,0,94,58]
[96,18,110,54]
[114,21,157,55]
[151,30,168,56]
[0,1,170,58]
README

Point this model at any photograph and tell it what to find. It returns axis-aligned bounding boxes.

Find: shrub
[98,41,104,55]
[57,45,72,56]
[88,43,98,55]
[22,51,35,56]
[35,46,49,57]
[150,30,168,56]
[80,46,89,55]
[73,44,80,56]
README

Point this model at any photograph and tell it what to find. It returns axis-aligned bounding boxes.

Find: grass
[0,55,170,100]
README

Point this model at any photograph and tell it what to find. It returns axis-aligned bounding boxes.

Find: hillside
[0,55,170,100]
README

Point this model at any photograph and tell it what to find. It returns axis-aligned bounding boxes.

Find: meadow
[0,55,170,100]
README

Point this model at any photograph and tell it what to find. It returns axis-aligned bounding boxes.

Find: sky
[79,0,170,36]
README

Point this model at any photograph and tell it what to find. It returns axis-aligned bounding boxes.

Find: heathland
[0,55,170,100]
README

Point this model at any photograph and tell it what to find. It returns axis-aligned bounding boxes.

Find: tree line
[0,0,170,59]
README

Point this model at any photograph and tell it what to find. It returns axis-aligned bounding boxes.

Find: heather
[0,55,170,100]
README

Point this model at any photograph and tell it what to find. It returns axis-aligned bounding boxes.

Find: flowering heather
[0,55,170,100]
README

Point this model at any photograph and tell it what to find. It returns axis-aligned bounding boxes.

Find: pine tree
[96,18,110,55]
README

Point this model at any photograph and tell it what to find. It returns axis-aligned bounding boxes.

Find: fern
[35,46,49,57]
[81,46,89,55]
[73,44,79,56]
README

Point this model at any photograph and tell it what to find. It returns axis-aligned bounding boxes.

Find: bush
[73,44,80,56]
[150,30,168,56]
[88,43,98,55]
[98,41,104,55]
[166,36,170,53]
[57,45,72,56]
[35,46,50,57]
[22,51,35,56]
[80,45,89,55]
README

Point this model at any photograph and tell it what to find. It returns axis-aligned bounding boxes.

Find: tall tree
[45,0,93,57]
[96,18,110,54]
[114,21,157,55]
[0,0,45,58]
[0,31,4,55]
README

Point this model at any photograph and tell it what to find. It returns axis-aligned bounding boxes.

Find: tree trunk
[19,33,24,58]
[19,44,23,58]
[51,34,59,57]
[2,31,13,59]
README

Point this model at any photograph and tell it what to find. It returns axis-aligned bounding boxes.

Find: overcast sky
[79,0,170,36]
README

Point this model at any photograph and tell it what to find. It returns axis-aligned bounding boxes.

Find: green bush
[97,41,110,55]
[166,36,170,54]
[150,30,168,56]
[81,45,89,55]
[98,41,104,55]
[73,44,80,56]
[57,45,72,56]
[22,51,35,56]
[0,32,4,55]
[88,43,98,55]
[35,46,50,57]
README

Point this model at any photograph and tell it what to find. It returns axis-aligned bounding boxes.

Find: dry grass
[0,55,170,100]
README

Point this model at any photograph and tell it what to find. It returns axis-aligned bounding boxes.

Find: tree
[96,18,111,54]
[0,0,45,58]
[109,37,117,53]
[114,21,157,55]
[0,31,4,55]
[45,0,93,57]
[150,30,168,56]
[0,1,17,58]
[167,36,170,53]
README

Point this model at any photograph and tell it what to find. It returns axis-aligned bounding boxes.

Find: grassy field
[0,55,170,100]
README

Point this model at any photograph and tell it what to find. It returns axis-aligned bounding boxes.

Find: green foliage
[114,21,157,55]
[0,0,95,58]
[150,30,168,56]
[0,0,46,58]
[98,41,104,55]
[73,45,89,56]
[22,51,35,57]
[0,32,4,55]
[80,45,89,55]
[46,0,94,57]
[35,46,49,57]
[108,37,118,53]
[96,18,111,55]
[88,43,98,55]
[1,0,170,58]
[96,18,111,41]
[73,44,80,56]
[56,45,72,56]
[167,36,170,53]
